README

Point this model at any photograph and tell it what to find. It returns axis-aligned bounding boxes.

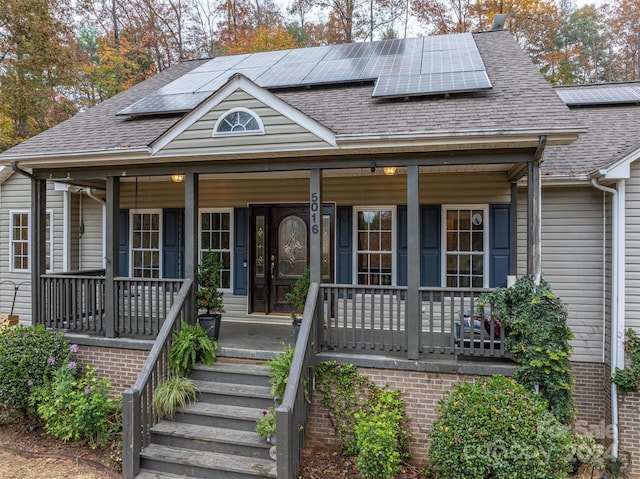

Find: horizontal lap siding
[518,185,606,364]
[120,171,511,209]
[0,175,65,324]
[79,195,104,270]
[160,89,332,155]
[626,163,640,333]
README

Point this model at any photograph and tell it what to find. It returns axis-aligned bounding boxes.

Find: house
[1,28,638,478]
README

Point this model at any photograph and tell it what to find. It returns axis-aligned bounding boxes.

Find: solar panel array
[118,33,491,117]
[556,85,640,106]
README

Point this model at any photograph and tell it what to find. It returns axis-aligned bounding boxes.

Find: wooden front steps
[136,361,276,479]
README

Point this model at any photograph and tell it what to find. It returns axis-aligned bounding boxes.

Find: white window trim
[9,209,54,273]
[129,209,163,278]
[198,208,234,292]
[441,204,489,289]
[352,206,396,286]
[213,107,265,137]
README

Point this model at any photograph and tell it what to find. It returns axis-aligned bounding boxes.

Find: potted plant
[285,267,310,340]
[154,374,200,418]
[266,344,294,403]
[196,250,225,340]
[256,407,277,445]
[169,320,219,376]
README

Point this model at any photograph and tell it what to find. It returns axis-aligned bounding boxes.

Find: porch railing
[276,281,321,479]
[38,272,184,337]
[115,277,185,336]
[320,283,506,358]
[121,278,192,479]
[40,270,106,333]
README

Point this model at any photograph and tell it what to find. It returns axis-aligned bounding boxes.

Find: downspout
[590,178,625,459]
[84,188,107,269]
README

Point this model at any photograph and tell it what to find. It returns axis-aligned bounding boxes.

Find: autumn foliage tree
[0,0,78,149]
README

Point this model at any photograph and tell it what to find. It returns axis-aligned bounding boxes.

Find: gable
[152,78,337,158]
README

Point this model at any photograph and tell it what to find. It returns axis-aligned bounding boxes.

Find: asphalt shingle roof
[544,83,640,176]
[1,30,578,162]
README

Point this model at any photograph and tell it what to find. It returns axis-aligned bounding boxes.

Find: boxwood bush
[428,375,573,479]
[0,325,73,413]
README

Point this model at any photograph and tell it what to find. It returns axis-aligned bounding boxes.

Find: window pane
[358,232,369,250]
[380,232,392,251]
[472,211,484,230]
[472,232,483,252]
[459,232,470,251]
[202,213,210,230]
[370,232,380,251]
[459,210,471,230]
[221,232,230,249]
[278,215,307,278]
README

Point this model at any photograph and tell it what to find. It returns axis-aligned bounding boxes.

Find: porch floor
[216,317,296,360]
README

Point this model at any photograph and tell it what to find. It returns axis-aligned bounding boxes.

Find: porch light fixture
[383,166,396,176]
[171,173,185,183]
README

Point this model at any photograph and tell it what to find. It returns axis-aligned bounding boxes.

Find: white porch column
[407,165,420,359]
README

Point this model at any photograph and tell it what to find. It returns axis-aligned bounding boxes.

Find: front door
[249,204,333,314]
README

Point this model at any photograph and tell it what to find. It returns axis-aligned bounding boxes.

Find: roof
[0,30,579,164]
[545,82,640,177]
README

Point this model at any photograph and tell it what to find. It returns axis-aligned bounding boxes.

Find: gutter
[590,178,625,459]
[10,161,35,179]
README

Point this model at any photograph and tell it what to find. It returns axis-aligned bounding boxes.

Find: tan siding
[0,176,65,324]
[121,172,511,209]
[518,185,606,363]
[160,89,333,155]
[78,192,105,270]
[626,162,640,333]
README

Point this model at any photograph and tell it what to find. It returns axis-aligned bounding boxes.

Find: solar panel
[372,71,492,98]
[556,85,640,105]
[117,32,492,116]
[118,92,211,116]
[422,48,485,74]
[303,57,370,84]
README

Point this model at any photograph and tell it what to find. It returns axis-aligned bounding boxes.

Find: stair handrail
[276,280,320,479]
[121,278,193,479]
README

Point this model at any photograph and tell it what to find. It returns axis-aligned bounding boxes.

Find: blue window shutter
[490,204,511,288]
[397,205,407,286]
[336,206,352,284]
[234,208,248,295]
[119,210,129,276]
[420,205,440,286]
[163,209,184,279]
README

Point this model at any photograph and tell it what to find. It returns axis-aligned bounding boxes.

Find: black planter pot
[199,313,222,340]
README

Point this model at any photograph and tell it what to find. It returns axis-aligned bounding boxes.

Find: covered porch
[29,143,546,362]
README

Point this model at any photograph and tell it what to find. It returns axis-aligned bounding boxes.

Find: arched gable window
[213,107,265,136]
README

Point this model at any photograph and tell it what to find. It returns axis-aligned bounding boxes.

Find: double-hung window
[131,210,161,278]
[200,210,232,290]
[9,210,52,272]
[354,207,394,286]
[443,206,488,288]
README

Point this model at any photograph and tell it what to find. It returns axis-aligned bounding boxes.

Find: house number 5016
[310,192,320,235]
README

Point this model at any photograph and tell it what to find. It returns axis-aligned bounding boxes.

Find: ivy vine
[480,276,575,425]
[315,360,410,477]
[611,329,640,393]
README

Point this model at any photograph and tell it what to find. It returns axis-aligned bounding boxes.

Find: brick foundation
[306,361,640,475]
[74,344,149,395]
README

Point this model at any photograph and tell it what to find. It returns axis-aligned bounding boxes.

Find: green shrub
[285,267,310,323]
[0,325,73,413]
[266,344,294,402]
[428,375,573,479]
[316,361,410,478]
[255,407,276,438]
[169,321,218,376]
[611,329,640,393]
[354,388,408,479]
[154,374,199,418]
[480,276,575,424]
[34,365,121,449]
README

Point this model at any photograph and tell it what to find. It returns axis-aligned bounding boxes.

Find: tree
[0,0,78,148]
[608,0,640,81]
